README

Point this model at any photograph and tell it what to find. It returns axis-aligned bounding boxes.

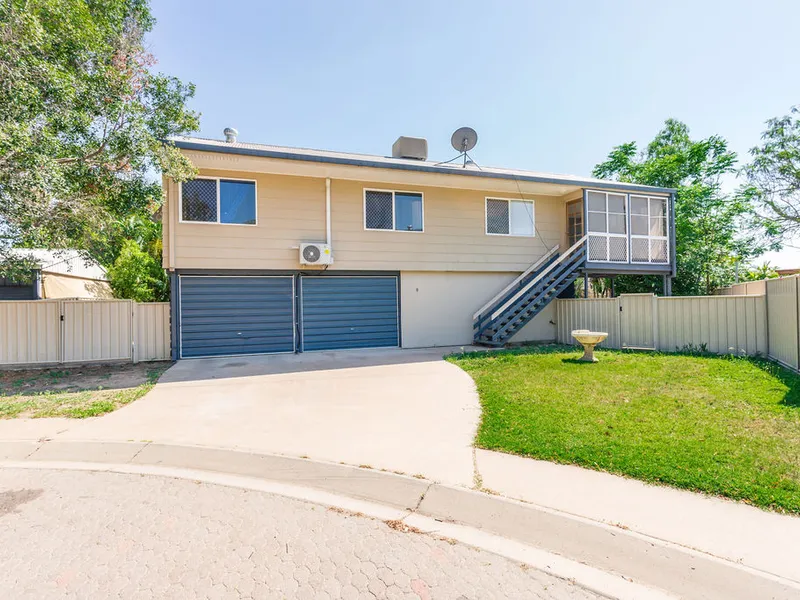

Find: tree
[0,0,198,287]
[741,261,778,282]
[743,106,800,236]
[593,119,776,296]
[106,238,164,302]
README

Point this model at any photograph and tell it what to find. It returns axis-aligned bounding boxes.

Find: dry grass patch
[0,362,171,419]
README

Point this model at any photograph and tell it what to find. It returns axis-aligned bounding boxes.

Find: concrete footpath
[1,439,799,600]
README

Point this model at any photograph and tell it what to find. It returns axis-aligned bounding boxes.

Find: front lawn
[0,363,170,419]
[449,345,800,513]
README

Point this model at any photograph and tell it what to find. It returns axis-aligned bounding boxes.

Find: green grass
[0,364,169,419]
[449,345,800,513]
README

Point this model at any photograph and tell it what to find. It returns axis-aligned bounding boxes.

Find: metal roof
[170,136,676,195]
[10,249,107,280]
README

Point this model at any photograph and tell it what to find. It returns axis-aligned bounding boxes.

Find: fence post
[652,294,659,351]
[795,277,800,372]
[131,301,137,364]
[57,299,64,364]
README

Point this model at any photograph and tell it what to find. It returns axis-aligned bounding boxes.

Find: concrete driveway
[58,348,481,486]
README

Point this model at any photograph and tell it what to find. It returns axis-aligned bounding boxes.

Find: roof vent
[223,127,238,143]
[392,136,428,161]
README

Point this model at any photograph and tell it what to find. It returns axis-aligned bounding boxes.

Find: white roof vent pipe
[223,127,238,143]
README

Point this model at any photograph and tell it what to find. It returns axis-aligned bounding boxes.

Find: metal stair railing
[488,243,586,342]
[473,245,560,336]
[489,236,586,322]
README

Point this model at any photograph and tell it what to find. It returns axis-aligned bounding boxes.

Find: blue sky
[148,0,800,266]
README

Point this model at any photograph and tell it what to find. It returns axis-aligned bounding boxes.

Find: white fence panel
[134,303,171,362]
[0,300,61,365]
[62,300,133,363]
[555,298,621,349]
[766,277,799,370]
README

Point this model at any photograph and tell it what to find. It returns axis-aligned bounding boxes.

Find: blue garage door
[300,276,399,351]
[180,276,295,358]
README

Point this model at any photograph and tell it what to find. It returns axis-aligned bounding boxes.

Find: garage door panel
[180,276,294,358]
[301,277,398,351]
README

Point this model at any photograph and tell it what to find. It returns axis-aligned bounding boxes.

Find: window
[180,178,256,225]
[630,195,669,263]
[485,198,535,236]
[364,189,423,232]
[566,200,583,247]
[586,191,628,262]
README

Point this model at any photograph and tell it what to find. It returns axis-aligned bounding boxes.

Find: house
[0,249,112,300]
[163,131,676,359]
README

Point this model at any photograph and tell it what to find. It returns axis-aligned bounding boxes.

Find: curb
[2,439,798,600]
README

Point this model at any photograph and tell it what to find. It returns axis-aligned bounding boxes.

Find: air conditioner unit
[299,242,333,265]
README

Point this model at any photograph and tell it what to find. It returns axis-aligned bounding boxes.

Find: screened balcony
[570,189,674,274]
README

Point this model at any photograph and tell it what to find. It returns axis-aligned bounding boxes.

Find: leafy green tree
[741,261,778,282]
[593,119,776,296]
[106,238,165,302]
[743,106,800,236]
[0,0,198,288]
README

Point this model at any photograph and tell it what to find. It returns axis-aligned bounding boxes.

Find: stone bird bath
[571,329,608,362]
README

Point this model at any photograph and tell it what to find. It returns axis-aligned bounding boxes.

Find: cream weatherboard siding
[400,272,556,348]
[164,169,567,272]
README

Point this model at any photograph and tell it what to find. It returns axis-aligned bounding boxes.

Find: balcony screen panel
[588,235,608,261]
[607,194,626,213]
[650,197,667,218]
[587,191,606,212]
[630,195,648,215]
[650,239,668,263]
[631,237,649,262]
[631,215,648,235]
[650,216,666,236]
[587,212,607,233]
[608,214,626,234]
[609,236,628,262]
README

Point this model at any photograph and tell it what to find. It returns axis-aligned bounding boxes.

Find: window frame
[629,193,669,264]
[179,176,258,226]
[363,188,425,233]
[586,190,629,263]
[484,197,536,238]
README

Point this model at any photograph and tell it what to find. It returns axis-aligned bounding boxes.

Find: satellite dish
[451,127,478,153]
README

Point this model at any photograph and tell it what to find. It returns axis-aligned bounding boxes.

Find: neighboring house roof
[170,136,677,196]
[11,249,107,280]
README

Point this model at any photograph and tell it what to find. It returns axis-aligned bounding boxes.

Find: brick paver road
[0,468,598,599]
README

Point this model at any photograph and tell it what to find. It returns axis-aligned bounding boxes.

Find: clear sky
[148,0,800,267]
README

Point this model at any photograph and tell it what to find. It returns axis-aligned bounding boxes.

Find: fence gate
[620,294,656,349]
[61,300,133,362]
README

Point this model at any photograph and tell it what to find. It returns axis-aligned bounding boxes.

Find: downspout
[168,179,177,270]
[325,178,332,246]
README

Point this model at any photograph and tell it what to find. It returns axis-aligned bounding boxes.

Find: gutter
[171,140,677,196]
